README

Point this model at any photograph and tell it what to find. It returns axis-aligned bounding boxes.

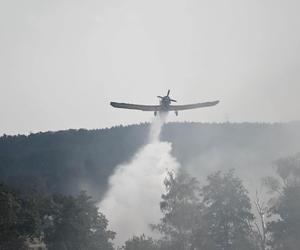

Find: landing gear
[175,111,178,116]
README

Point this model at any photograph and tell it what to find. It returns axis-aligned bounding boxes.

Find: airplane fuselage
[155,96,178,116]
[159,96,172,111]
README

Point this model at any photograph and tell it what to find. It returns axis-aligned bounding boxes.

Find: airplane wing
[168,101,219,111]
[110,102,160,111]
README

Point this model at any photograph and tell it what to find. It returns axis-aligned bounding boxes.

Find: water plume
[98,114,179,245]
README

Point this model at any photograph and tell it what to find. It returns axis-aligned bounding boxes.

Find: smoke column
[98,115,179,245]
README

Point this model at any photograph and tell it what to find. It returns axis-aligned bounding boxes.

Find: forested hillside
[0,124,149,199]
[1,122,300,200]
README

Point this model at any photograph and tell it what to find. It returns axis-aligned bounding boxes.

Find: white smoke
[98,115,179,245]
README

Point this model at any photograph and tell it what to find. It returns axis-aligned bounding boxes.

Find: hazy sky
[1,0,300,135]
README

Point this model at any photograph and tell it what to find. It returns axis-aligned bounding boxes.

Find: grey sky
[1,0,300,135]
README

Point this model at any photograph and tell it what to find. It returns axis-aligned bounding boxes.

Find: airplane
[110,90,219,116]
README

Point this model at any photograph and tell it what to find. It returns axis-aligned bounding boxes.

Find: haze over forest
[1,121,300,249]
[1,121,300,199]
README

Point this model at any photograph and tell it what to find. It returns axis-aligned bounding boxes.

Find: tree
[0,183,40,249]
[196,170,256,250]
[43,191,115,250]
[153,170,201,250]
[253,191,268,250]
[265,154,300,250]
[122,234,158,250]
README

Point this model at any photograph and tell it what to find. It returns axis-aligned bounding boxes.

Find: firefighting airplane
[110,90,219,116]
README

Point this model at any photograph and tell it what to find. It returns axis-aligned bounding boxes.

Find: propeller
[157,90,177,102]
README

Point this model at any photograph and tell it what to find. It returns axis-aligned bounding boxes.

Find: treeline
[1,153,300,250]
[0,124,149,199]
[1,122,300,200]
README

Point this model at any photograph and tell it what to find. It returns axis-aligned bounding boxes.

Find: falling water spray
[98,114,179,245]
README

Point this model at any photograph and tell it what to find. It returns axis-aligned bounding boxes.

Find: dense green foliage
[122,235,158,250]
[265,154,300,250]
[199,171,256,250]
[0,184,40,249]
[153,170,256,250]
[0,185,115,250]
[153,170,200,250]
